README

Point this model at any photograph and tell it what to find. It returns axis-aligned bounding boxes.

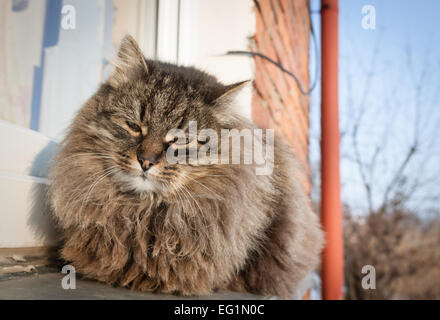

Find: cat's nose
[137,152,160,172]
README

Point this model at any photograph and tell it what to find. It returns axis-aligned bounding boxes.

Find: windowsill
[0,247,312,300]
[0,272,269,300]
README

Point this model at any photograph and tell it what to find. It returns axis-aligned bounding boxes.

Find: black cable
[225,7,319,96]
[311,3,330,14]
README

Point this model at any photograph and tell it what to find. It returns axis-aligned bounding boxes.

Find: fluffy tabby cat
[48,35,323,298]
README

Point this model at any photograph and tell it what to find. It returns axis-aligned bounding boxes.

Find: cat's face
[74,36,246,195]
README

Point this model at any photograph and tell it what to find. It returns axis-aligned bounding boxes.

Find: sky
[309,0,440,214]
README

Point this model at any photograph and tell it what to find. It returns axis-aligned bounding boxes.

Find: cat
[48,35,324,298]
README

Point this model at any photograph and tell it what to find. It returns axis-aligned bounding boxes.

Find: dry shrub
[344,209,440,299]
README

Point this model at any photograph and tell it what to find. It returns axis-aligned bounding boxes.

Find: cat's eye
[167,136,186,146]
[166,135,195,146]
[175,135,196,145]
[126,121,141,135]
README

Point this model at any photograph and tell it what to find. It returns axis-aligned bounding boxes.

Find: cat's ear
[211,80,251,105]
[108,35,148,87]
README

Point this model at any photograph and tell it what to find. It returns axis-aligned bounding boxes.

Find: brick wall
[251,0,311,193]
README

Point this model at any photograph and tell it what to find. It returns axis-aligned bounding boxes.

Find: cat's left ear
[108,35,148,87]
[211,80,251,105]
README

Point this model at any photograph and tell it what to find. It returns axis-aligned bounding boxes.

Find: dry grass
[344,209,440,299]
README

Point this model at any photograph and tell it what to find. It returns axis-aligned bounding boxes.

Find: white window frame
[137,0,198,65]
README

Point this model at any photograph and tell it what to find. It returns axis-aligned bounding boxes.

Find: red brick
[252,95,271,129]
[252,0,311,190]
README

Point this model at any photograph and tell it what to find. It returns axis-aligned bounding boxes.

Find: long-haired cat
[48,35,323,298]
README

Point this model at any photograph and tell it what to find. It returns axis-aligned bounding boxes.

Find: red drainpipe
[320,0,344,300]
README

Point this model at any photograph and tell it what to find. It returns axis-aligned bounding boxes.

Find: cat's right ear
[108,35,148,87]
[210,80,251,106]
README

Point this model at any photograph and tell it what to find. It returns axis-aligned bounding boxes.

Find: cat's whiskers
[58,152,117,163]
[63,165,121,210]
[72,168,119,209]
[77,166,121,213]
[161,177,207,244]
[166,170,214,236]
[178,182,213,236]
[181,172,222,200]
[163,180,205,257]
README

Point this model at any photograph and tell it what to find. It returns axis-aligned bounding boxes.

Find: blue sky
[309,0,440,214]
